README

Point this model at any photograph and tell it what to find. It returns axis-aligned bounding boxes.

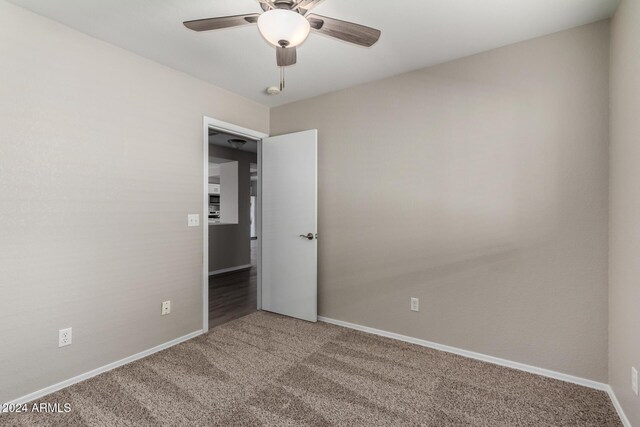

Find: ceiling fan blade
[307,14,381,47]
[276,46,297,66]
[183,14,260,32]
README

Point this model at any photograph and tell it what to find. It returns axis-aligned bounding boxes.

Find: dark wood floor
[208,240,257,328]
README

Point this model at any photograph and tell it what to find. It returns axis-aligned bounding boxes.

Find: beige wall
[271,21,611,382]
[609,0,640,423]
[0,0,268,403]
[208,145,256,272]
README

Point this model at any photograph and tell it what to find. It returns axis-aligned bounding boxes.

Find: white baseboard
[209,264,252,276]
[2,329,203,409]
[606,386,632,427]
[318,316,609,391]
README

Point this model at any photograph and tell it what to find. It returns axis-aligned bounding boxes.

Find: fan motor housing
[262,0,304,13]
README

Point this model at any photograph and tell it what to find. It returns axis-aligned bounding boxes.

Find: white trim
[2,330,203,409]
[318,316,609,391]
[606,386,633,427]
[206,117,269,142]
[256,139,262,311]
[202,116,267,333]
[208,264,252,276]
[203,118,209,333]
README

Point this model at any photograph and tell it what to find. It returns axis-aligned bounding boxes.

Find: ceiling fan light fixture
[257,9,310,48]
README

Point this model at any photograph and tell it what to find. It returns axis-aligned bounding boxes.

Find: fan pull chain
[280,66,286,92]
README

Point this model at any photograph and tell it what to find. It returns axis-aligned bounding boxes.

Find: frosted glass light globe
[257,9,311,48]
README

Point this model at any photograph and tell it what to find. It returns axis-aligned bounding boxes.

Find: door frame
[202,116,268,333]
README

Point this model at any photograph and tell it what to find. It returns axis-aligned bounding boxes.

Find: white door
[261,130,318,322]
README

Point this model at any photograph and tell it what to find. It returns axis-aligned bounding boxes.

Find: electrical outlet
[410,297,419,312]
[161,301,171,316]
[633,367,638,396]
[187,214,200,227]
[58,328,72,348]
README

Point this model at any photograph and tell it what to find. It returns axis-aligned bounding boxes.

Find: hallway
[208,239,257,328]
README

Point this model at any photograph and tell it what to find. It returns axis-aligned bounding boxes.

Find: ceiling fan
[183,0,381,90]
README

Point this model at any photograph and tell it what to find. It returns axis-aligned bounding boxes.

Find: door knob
[299,233,314,240]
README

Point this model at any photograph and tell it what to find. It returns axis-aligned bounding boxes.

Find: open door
[261,130,318,322]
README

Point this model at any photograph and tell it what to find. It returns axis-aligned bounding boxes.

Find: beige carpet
[2,312,622,426]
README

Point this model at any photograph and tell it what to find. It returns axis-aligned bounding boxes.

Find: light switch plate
[411,298,419,312]
[633,367,638,396]
[187,214,200,227]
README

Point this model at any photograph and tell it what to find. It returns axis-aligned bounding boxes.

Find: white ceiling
[8,0,619,107]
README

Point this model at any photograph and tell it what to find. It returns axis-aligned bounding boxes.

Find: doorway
[202,118,319,332]
[207,151,252,328]
[202,118,267,332]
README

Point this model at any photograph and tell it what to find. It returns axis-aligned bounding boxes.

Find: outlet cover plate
[58,327,72,348]
[162,301,171,316]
